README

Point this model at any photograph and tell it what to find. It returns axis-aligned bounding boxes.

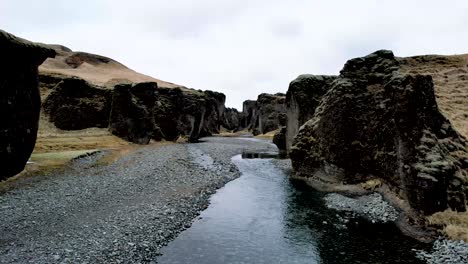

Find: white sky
[1,0,468,109]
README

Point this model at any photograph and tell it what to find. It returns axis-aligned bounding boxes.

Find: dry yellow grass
[35,111,129,153]
[360,178,382,191]
[39,47,181,88]
[399,54,468,139]
[10,111,133,185]
[427,210,468,241]
[217,128,253,138]
[254,129,279,140]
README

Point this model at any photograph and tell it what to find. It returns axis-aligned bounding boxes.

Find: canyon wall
[289,50,468,214]
[240,93,286,135]
[0,30,55,180]
[109,82,158,144]
[38,45,227,143]
[43,77,112,130]
[284,75,336,152]
[222,107,242,132]
[154,87,225,142]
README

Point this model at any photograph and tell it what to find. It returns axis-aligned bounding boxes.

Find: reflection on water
[158,155,429,264]
[241,151,285,159]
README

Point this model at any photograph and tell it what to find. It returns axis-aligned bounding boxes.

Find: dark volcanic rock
[241,93,286,135]
[154,87,225,142]
[43,77,112,130]
[222,108,241,131]
[200,90,226,137]
[283,74,336,152]
[0,30,55,180]
[255,93,286,135]
[290,50,468,214]
[109,82,158,144]
[241,100,257,130]
[273,126,287,154]
[153,87,184,141]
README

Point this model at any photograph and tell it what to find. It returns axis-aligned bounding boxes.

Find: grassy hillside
[399,54,468,139]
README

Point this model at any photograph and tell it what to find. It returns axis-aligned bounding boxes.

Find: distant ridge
[39,44,182,89]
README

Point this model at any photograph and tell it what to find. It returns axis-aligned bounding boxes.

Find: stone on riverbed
[415,239,468,264]
[324,192,399,223]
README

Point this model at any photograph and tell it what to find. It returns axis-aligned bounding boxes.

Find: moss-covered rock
[154,87,225,142]
[241,93,286,135]
[0,30,56,180]
[273,126,287,154]
[290,50,468,214]
[109,82,158,144]
[43,77,112,130]
[284,74,336,152]
[222,107,241,131]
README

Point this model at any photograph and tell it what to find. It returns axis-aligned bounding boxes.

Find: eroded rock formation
[154,87,225,142]
[273,126,286,154]
[222,108,241,132]
[282,75,336,152]
[290,50,468,214]
[255,93,286,135]
[398,54,468,139]
[201,90,226,137]
[37,45,228,143]
[0,30,55,180]
[109,82,158,144]
[241,100,257,130]
[43,77,112,130]
[241,93,286,135]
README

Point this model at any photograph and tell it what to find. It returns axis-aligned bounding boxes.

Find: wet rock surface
[0,137,274,263]
[290,50,468,214]
[273,126,287,153]
[0,30,55,180]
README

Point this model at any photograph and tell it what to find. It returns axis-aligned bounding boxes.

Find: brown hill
[399,54,468,139]
[39,45,181,88]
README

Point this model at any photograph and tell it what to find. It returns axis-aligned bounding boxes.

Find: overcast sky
[1,0,468,109]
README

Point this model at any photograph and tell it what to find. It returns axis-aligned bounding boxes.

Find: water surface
[158,154,429,263]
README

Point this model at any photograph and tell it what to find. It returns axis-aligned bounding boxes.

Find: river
[158,152,429,263]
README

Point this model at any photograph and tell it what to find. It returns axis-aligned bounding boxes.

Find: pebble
[323,192,399,223]
[415,239,468,264]
[0,137,275,263]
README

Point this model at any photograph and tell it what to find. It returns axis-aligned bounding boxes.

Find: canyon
[1,29,467,263]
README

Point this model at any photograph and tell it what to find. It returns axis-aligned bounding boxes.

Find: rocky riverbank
[416,239,468,264]
[0,137,275,263]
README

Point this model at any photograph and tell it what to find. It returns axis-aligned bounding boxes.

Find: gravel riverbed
[0,137,275,263]
[324,192,399,223]
[415,239,468,264]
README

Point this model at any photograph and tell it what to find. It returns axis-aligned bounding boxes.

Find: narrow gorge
[1,29,467,264]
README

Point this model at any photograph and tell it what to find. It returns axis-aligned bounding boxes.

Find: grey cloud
[1,0,468,109]
[269,19,303,38]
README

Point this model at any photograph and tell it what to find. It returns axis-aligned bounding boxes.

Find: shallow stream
[158,153,430,263]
